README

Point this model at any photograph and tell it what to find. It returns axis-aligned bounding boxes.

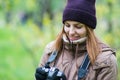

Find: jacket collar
[62,35,87,54]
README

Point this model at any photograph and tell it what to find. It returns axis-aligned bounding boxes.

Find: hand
[35,67,48,80]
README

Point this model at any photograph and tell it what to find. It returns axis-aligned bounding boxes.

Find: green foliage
[0,27,34,80]
[0,15,60,79]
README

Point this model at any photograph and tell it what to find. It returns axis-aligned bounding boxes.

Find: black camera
[35,66,66,80]
[35,51,66,80]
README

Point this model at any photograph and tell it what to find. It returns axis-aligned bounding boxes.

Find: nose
[69,26,75,36]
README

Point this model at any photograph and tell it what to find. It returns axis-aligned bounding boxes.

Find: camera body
[42,67,63,80]
[40,67,64,80]
[35,51,67,80]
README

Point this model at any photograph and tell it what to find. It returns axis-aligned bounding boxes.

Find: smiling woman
[35,0,118,80]
[64,21,87,42]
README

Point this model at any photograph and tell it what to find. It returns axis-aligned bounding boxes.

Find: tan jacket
[39,41,118,80]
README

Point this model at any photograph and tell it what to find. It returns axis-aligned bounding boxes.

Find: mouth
[69,37,80,41]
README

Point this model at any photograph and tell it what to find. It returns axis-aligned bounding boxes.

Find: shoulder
[93,42,117,69]
[43,41,55,55]
[39,41,55,66]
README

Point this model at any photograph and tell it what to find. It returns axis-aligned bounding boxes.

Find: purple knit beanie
[63,0,97,29]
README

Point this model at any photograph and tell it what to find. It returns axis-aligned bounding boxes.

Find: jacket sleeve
[95,53,118,80]
[38,41,55,67]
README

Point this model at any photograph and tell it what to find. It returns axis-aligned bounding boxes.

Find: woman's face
[64,21,87,41]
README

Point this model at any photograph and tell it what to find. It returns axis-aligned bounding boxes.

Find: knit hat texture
[62,0,97,29]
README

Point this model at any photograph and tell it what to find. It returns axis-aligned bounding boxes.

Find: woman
[35,0,118,80]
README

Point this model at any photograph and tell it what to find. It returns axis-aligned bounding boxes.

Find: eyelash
[75,25,82,29]
[65,24,70,27]
[65,24,82,28]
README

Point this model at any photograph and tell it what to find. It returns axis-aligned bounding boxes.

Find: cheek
[77,29,87,37]
[64,27,69,33]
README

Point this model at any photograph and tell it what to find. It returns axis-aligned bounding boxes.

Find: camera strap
[45,51,67,80]
[78,53,90,80]
[46,51,90,80]
[45,51,58,67]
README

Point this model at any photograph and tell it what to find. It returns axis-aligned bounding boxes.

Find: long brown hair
[54,26,101,64]
[54,27,64,51]
[86,26,101,64]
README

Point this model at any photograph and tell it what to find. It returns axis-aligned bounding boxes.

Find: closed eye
[64,23,70,28]
[74,24,84,29]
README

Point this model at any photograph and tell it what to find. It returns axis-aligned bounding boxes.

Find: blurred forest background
[0,0,120,80]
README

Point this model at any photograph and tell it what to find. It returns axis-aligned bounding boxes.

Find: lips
[69,37,80,41]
